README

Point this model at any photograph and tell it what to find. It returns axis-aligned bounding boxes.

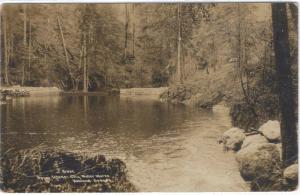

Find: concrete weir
[120,87,168,99]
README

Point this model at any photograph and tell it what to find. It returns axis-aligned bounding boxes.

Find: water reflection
[1,95,191,150]
[0,95,248,191]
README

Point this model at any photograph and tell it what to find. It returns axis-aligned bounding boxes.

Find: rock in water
[220,127,245,151]
[258,120,281,142]
[241,134,268,149]
[236,143,281,181]
[284,164,298,183]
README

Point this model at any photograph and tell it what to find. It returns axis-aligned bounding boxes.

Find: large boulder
[283,164,298,183]
[241,134,268,149]
[258,120,281,142]
[236,143,281,181]
[219,127,245,151]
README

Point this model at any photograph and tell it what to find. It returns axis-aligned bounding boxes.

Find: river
[0,94,249,192]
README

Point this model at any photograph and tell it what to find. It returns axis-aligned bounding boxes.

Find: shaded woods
[4,3,294,92]
[1,4,210,90]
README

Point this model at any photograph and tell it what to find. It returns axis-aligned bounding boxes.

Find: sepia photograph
[0,1,298,192]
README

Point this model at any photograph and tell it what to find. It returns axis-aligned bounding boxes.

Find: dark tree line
[0,4,223,90]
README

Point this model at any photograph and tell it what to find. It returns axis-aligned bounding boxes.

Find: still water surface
[1,95,249,191]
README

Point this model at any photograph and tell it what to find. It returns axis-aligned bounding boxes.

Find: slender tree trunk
[79,45,84,69]
[87,23,93,90]
[272,3,298,167]
[3,13,9,84]
[213,35,218,72]
[10,32,13,65]
[132,4,135,57]
[237,4,247,103]
[237,3,241,70]
[57,16,75,89]
[83,32,88,92]
[45,18,50,82]
[22,5,27,86]
[177,3,182,83]
[75,80,79,91]
[28,19,31,81]
[8,32,13,84]
[124,4,129,61]
[23,6,27,59]
[210,15,216,72]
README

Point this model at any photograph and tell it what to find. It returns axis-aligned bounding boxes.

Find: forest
[1,3,296,92]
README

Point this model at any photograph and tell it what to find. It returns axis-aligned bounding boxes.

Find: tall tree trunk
[272,3,298,167]
[8,31,13,85]
[237,4,247,104]
[3,13,9,84]
[237,3,241,70]
[57,16,75,89]
[45,18,50,82]
[83,32,88,92]
[177,3,182,83]
[132,4,135,57]
[28,18,31,81]
[124,4,129,61]
[210,15,216,72]
[22,5,27,86]
[87,23,93,90]
[79,45,84,69]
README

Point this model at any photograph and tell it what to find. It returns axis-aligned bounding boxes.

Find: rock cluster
[220,120,298,191]
[0,89,30,100]
[0,147,136,192]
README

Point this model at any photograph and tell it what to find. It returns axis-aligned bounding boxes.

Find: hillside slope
[161,63,244,108]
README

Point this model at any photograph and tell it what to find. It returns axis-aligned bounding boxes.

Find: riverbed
[0,94,249,191]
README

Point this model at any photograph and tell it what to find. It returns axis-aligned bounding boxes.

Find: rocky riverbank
[0,147,136,192]
[219,120,298,191]
[1,86,62,95]
[0,86,62,104]
[0,88,30,102]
